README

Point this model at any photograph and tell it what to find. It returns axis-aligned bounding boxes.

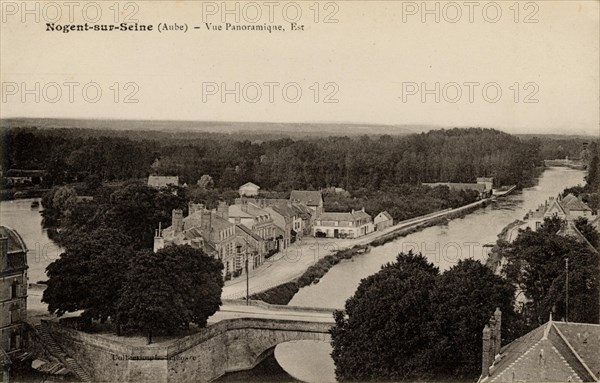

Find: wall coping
[45,316,333,360]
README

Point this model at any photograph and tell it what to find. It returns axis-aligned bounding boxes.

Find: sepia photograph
[1,1,599,382]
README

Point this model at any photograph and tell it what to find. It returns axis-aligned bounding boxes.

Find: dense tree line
[4,127,545,189]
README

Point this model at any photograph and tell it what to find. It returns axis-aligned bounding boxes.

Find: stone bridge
[43,300,336,382]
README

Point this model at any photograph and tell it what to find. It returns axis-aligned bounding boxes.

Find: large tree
[331,252,440,381]
[430,259,520,379]
[103,182,186,249]
[330,254,521,381]
[117,245,223,344]
[43,227,135,322]
[501,217,599,325]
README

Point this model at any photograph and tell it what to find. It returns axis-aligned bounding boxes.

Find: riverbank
[483,219,525,273]
[250,199,491,305]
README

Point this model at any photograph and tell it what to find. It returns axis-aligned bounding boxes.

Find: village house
[235,224,265,267]
[374,211,393,231]
[476,177,494,194]
[525,194,593,230]
[1,226,29,362]
[147,175,179,189]
[290,190,324,217]
[313,208,374,239]
[238,182,260,197]
[155,203,242,279]
[228,202,277,253]
[479,310,600,383]
[291,202,313,236]
[234,197,313,238]
[265,203,300,249]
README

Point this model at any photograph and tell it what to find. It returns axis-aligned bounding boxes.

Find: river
[0,198,62,285]
[274,167,586,382]
[0,167,586,382]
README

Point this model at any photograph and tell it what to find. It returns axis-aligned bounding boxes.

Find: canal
[274,166,586,382]
[0,167,586,382]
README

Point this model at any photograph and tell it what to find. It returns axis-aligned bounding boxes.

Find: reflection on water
[275,167,586,382]
[0,198,63,284]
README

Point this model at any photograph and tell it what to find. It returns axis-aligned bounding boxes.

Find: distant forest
[2,126,568,190]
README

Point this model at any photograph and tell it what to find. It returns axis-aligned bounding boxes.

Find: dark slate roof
[290,190,323,206]
[235,224,263,242]
[291,203,313,219]
[0,226,28,253]
[318,210,371,222]
[562,197,592,212]
[481,318,600,383]
[270,203,297,218]
[1,226,28,274]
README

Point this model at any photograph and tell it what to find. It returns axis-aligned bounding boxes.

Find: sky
[1,0,599,136]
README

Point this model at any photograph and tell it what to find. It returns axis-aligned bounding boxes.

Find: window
[11,281,19,298]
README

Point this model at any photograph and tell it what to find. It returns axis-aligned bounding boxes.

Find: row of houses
[153,189,327,279]
[153,182,395,279]
[524,193,593,230]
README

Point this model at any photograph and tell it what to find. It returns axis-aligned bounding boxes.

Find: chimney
[153,234,164,253]
[482,324,492,377]
[189,203,204,216]
[217,201,229,220]
[172,209,184,235]
[201,210,212,231]
[494,308,502,357]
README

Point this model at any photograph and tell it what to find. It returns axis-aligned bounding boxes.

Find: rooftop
[290,190,323,206]
[318,210,371,222]
[1,226,28,274]
[148,175,179,187]
[229,203,270,219]
[482,318,600,383]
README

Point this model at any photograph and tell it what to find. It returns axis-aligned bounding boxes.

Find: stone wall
[45,315,332,382]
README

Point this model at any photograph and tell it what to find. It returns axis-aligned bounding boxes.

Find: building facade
[228,202,277,252]
[313,209,374,239]
[524,194,593,230]
[290,190,323,217]
[374,211,393,231]
[155,203,239,279]
[1,226,28,362]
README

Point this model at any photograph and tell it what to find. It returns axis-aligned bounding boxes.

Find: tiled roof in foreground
[481,317,600,383]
